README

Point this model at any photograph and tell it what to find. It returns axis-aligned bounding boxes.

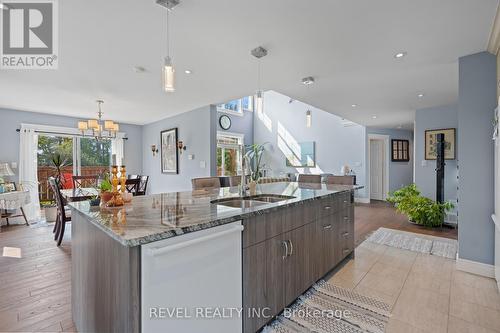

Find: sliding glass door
[37,134,112,202]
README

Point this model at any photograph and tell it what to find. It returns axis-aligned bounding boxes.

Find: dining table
[60,188,99,202]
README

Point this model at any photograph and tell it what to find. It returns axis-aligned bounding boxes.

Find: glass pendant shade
[306,110,312,128]
[163,57,175,93]
[78,121,88,131]
[113,123,120,132]
[256,91,264,114]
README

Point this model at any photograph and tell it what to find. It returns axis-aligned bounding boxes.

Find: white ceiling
[0,0,497,128]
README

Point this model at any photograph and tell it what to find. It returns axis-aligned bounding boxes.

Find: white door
[370,139,384,200]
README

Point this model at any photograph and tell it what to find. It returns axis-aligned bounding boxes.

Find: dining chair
[72,175,99,189]
[228,176,241,187]
[324,175,355,185]
[137,176,149,196]
[128,174,140,180]
[191,177,221,190]
[297,174,322,183]
[48,177,71,246]
[125,178,141,195]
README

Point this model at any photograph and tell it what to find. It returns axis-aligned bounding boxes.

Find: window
[217,96,253,115]
[217,132,243,176]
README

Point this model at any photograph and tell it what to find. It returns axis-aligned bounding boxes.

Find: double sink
[211,194,296,208]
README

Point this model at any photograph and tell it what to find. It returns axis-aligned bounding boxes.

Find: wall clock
[219,115,231,130]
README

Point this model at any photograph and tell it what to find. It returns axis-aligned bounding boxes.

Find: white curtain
[19,126,41,222]
[111,133,125,166]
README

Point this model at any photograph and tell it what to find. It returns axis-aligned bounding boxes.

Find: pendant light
[251,46,267,114]
[158,1,179,93]
[306,110,312,128]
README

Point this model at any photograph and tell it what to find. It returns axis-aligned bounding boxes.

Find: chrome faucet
[239,145,248,196]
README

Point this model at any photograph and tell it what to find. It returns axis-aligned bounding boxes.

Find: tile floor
[327,240,500,333]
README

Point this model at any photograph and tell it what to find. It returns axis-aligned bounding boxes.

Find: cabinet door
[283,224,315,305]
[242,235,286,333]
[315,214,338,278]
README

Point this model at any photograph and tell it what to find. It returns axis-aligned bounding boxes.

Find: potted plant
[387,184,454,227]
[99,172,113,204]
[50,153,70,185]
[244,143,268,191]
[40,200,57,222]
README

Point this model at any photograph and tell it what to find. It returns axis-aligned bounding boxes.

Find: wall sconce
[151,145,158,156]
[177,140,187,154]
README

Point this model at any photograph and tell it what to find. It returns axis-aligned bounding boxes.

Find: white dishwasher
[141,221,243,333]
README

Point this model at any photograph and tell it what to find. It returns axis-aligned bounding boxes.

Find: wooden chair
[124,178,140,195]
[137,176,149,196]
[228,176,241,187]
[297,174,322,183]
[191,177,221,190]
[324,175,355,185]
[72,175,99,189]
[48,177,71,246]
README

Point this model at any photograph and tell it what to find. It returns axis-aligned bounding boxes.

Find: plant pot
[249,181,257,195]
[43,206,57,222]
[100,192,113,204]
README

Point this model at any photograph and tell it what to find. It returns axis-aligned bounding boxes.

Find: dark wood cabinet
[242,191,355,333]
[242,235,286,333]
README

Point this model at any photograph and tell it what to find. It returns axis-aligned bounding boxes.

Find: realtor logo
[1,0,58,69]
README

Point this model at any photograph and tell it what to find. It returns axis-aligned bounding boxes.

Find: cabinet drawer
[317,196,337,218]
[283,201,317,232]
[338,191,352,210]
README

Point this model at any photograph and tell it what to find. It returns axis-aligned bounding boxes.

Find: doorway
[368,134,389,201]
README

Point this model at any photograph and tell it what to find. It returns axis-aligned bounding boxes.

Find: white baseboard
[456,257,495,279]
[354,197,370,204]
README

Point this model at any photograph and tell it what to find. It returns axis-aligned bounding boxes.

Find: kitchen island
[70,182,362,333]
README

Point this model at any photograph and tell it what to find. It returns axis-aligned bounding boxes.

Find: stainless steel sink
[248,194,296,203]
[211,194,295,208]
[211,198,266,208]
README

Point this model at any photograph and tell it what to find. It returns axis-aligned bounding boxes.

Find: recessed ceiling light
[184,69,192,74]
[351,104,357,108]
[417,93,424,98]
[372,115,377,119]
[301,76,315,85]
[394,51,407,59]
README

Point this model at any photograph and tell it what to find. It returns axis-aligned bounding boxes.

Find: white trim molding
[354,197,370,204]
[488,3,500,54]
[456,257,496,279]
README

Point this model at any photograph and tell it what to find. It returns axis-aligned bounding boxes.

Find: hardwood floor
[0,201,456,332]
[354,200,457,246]
[0,224,75,332]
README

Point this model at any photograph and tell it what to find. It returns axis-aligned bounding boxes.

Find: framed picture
[391,139,410,162]
[425,128,456,160]
[160,128,179,174]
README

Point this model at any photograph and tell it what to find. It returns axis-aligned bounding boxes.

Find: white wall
[254,91,367,197]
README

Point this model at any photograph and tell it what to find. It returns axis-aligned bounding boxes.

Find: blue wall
[414,104,458,205]
[216,109,254,145]
[0,108,143,179]
[142,106,214,194]
[366,128,414,193]
[458,52,497,265]
[254,91,367,198]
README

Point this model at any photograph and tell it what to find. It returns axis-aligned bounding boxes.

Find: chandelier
[77,100,119,140]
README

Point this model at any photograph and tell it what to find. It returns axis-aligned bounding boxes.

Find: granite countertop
[69,182,363,247]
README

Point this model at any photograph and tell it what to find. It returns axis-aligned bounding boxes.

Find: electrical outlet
[199,161,206,169]
[421,160,427,167]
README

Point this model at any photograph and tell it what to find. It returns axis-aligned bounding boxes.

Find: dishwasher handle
[148,225,244,257]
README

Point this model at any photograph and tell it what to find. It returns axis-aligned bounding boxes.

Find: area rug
[365,227,457,259]
[262,281,391,333]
